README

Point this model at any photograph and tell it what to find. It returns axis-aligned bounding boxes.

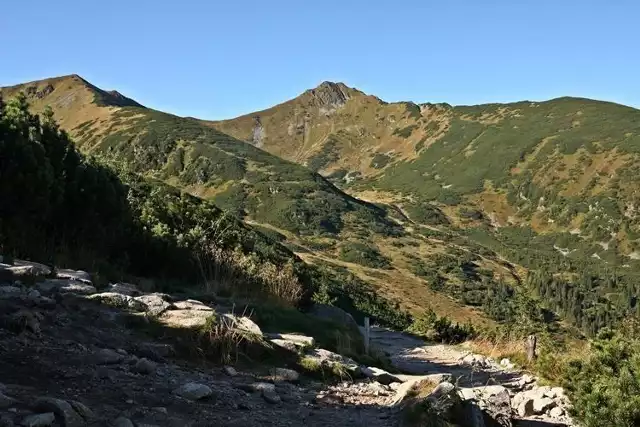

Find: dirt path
[368,326,522,388]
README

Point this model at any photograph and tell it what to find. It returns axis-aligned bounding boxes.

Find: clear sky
[1,0,638,119]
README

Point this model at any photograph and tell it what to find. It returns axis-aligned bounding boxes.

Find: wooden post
[364,316,370,355]
[526,334,537,362]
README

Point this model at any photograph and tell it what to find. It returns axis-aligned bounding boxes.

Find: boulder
[159,309,214,329]
[59,282,96,295]
[532,397,556,414]
[219,314,262,336]
[361,366,401,385]
[391,375,452,406]
[271,367,300,382]
[172,299,213,311]
[20,413,55,427]
[426,382,466,423]
[9,260,51,277]
[87,292,148,311]
[135,294,174,316]
[34,397,84,427]
[106,283,140,296]
[270,339,303,352]
[265,333,314,347]
[308,304,360,333]
[304,348,360,375]
[172,383,213,400]
[461,354,492,369]
[467,385,512,427]
[55,269,92,284]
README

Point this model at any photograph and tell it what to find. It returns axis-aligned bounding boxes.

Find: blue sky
[1,0,638,119]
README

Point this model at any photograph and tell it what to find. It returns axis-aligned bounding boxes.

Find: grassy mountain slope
[1,75,396,237]
[210,82,640,335]
[2,75,503,329]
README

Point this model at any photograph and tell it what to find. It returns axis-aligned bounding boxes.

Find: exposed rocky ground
[0,258,576,426]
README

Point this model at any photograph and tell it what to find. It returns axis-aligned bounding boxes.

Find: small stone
[125,399,134,404]
[95,348,124,365]
[152,407,167,414]
[262,389,281,404]
[111,417,135,427]
[172,383,213,400]
[223,366,238,376]
[0,392,17,408]
[20,413,55,427]
[116,349,128,356]
[133,358,157,375]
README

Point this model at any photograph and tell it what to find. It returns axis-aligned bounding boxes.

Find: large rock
[391,374,452,406]
[219,314,262,336]
[87,292,147,311]
[105,283,140,296]
[9,260,52,277]
[308,304,360,333]
[135,294,174,316]
[265,333,314,347]
[172,383,213,400]
[55,269,92,284]
[361,366,401,385]
[172,299,213,311]
[463,385,512,427]
[271,367,300,382]
[270,338,304,352]
[34,397,84,427]
[304,348,360,375]
[159,309,215,329]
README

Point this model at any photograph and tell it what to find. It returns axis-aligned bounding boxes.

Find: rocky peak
[306,81,351,107]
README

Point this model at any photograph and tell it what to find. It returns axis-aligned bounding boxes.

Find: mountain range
[4,74,640,335]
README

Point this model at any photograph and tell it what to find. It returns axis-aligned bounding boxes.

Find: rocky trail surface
[0,258,576,426]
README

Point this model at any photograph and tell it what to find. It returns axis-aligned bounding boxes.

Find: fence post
[364,316,370,355]
[526,334,537,363]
